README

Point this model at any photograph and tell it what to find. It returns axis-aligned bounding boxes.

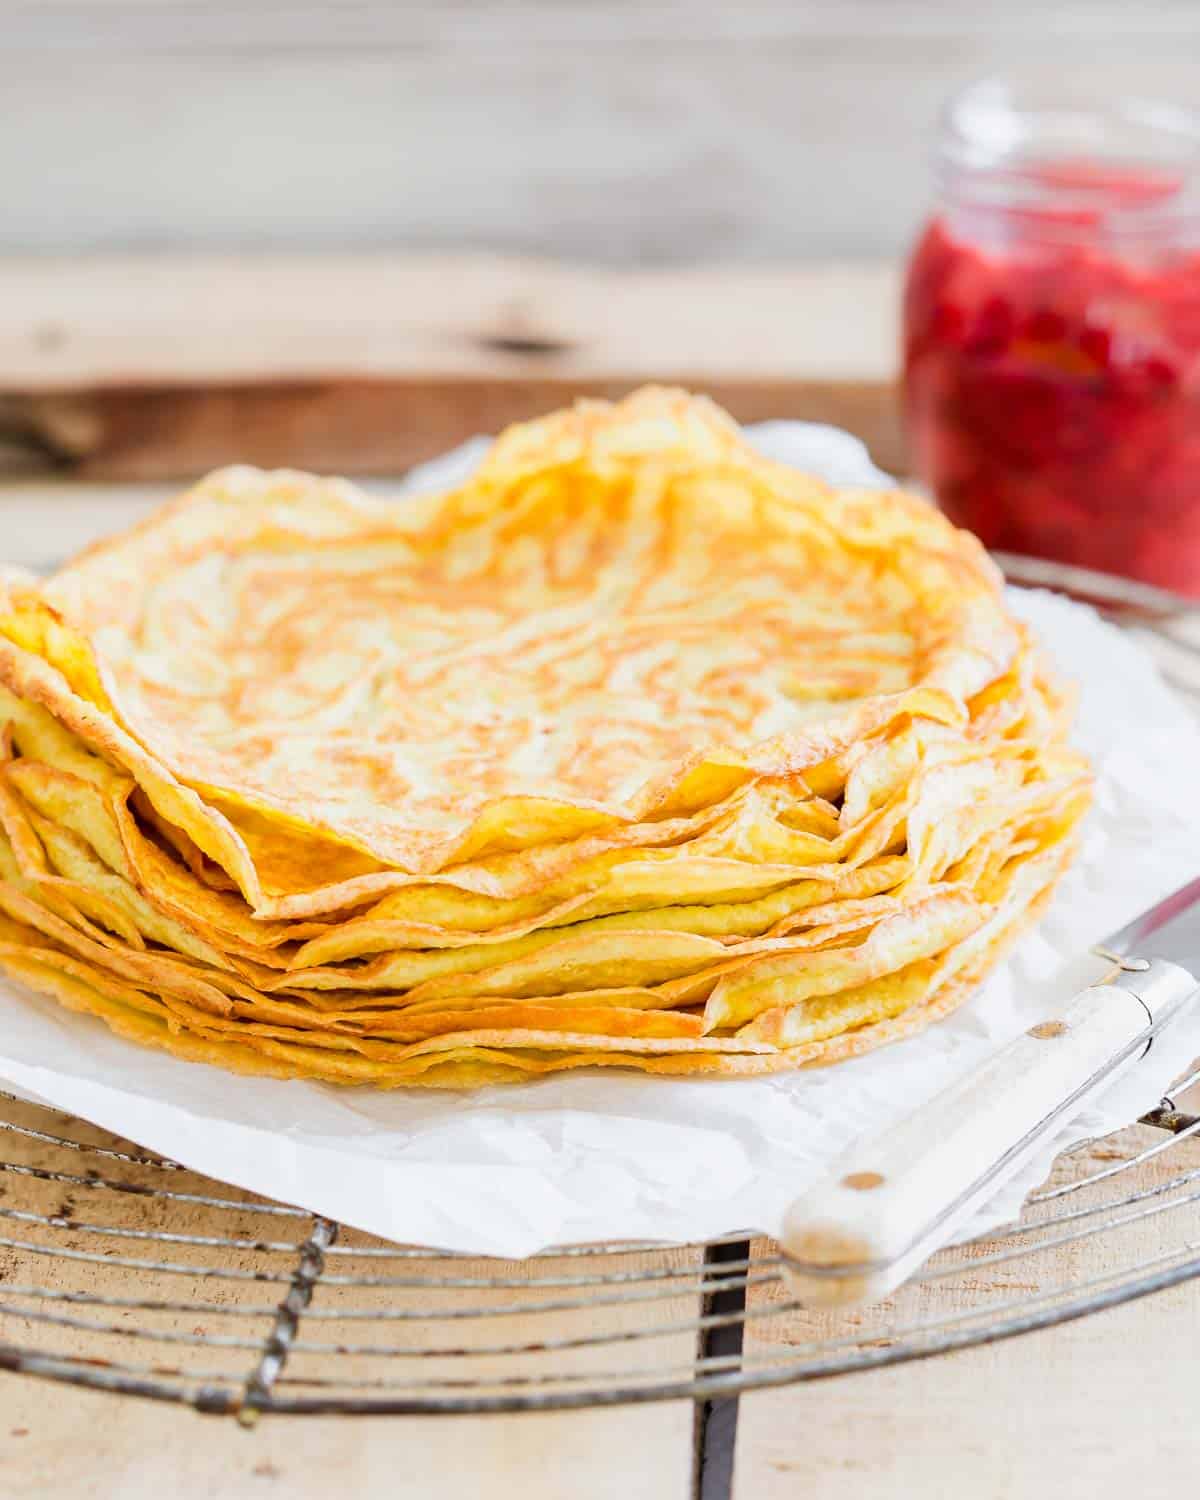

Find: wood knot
[478,331,572,358]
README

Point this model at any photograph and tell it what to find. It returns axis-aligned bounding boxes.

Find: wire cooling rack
[0,558,1195,1500]
[0,1081,1195,1425]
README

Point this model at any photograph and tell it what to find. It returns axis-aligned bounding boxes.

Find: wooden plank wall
[2,3,1195,479]
[2,2,1197,261]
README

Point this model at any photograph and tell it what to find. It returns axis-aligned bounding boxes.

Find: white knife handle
[780,958,1198,1308]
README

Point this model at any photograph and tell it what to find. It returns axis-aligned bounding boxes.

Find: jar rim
[936,74,1200,236]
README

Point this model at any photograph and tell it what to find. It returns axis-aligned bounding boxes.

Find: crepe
[0,388,1091,1086]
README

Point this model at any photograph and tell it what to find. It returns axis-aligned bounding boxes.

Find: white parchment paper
[0,421,1196,1257]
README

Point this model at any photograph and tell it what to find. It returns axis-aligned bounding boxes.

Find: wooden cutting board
[0,254,903,482]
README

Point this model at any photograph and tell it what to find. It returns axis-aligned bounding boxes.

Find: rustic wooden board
[0,256,903,480]
[6,376,905,483]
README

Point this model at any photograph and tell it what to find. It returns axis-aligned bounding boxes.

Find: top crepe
[5,388,1021,918]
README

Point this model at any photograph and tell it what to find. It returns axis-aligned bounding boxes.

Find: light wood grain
[0,1385,691,1500]
[736,1283,1200,1500]
[738,1121,1200,1499]
[0,257,895,387]
[0,5,1197,260]
[0,256,904,478]
[0,1095,696,1499]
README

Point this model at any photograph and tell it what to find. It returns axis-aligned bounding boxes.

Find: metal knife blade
[1098,874,1200,975]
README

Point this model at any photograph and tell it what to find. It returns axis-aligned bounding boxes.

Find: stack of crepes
[0,389,1092,1088]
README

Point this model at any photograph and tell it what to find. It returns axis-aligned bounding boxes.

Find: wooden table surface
[2,265,1199,1497]
[0,1272,1194,1500]
[0,1112,1194,1500]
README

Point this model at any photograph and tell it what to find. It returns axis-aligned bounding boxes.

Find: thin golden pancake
[0,388,1091,1086]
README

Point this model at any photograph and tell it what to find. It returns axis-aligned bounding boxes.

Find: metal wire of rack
[0,1078,1195,1425]
[0,558,1195,1500]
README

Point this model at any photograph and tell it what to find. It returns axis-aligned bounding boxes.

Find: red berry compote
[903,77,1200,594]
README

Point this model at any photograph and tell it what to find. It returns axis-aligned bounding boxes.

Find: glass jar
[903,76,1200,594]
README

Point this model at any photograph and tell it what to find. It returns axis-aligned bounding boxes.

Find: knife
[780,876,1200,1306]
